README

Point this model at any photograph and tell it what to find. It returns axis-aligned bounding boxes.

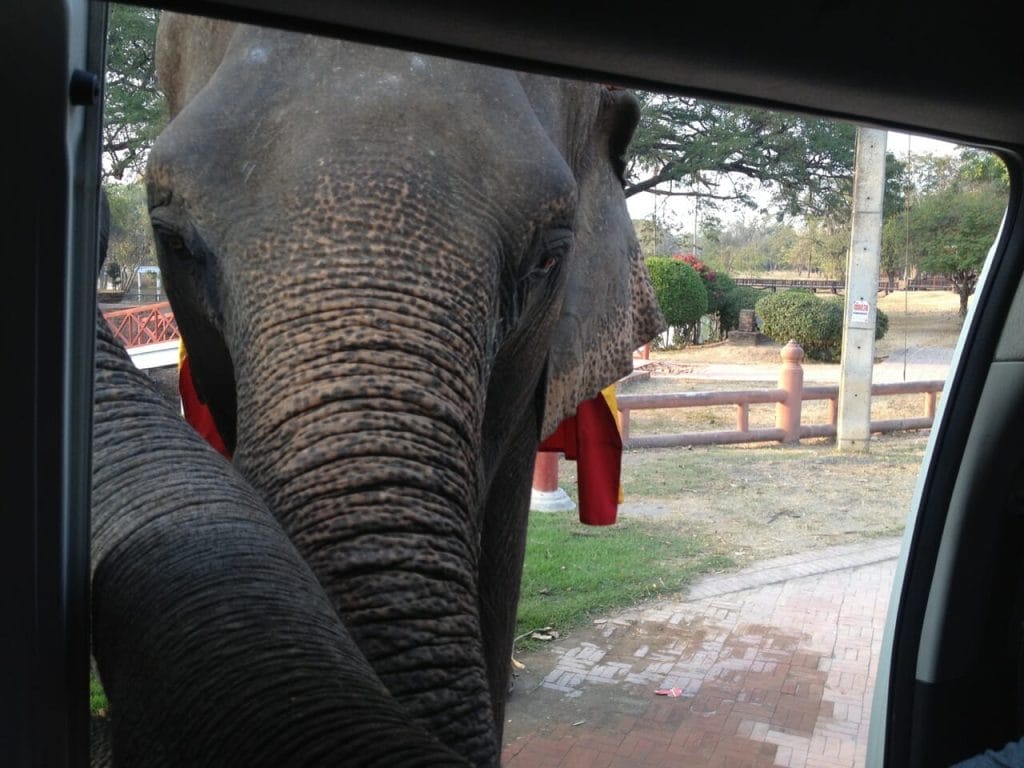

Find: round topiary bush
[645,257,708,332]
[755,289,843,361]
[823,297,891,343]
[755,290,889,362]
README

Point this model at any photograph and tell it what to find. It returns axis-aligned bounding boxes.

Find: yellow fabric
[600,384,625,503]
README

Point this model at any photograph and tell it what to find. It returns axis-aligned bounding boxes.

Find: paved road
[502,538,900,767]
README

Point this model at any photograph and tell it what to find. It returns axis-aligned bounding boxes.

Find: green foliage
[881,148,1008,316]
[880,214,910,291]
[104,5,165,181]
[756,290,889,361]
[719,281,768,333]
[702,271,767,335]
[633,218,684,258]
[90,672,108,716]
[957,148,1010,187]
[910,184,1007,317]
[707,271,735,318]
[756,290,842,361]
[516,513,732,643]
[701,217,800,275]
[875,305,890,340]
[644,257,708,330]
[784,218,849,280]
[103,180,158,283]
[627,95,858,222]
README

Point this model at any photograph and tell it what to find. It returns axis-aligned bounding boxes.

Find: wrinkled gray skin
[90,13,663,767]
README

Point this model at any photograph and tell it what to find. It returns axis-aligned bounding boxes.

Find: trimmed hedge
[755,289,888,362]
[645,257,708,329]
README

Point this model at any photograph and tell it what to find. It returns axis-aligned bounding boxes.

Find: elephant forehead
[182,29,557,161]
[148,30,579,241]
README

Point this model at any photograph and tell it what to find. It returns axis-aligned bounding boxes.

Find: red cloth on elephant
[179,343,232,459]
[538,391,622,526]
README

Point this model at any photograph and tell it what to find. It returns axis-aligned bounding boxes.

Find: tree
[957,147,1010,188]
[633,218,685,258]
[880,215,909,294]
[910,184,1006,317]
[104,181,158,288]
[783,150,908,283]
[881,149,1009,318]
[626,94,858,221]
[700,217,798,274]
[103,5,165,182]
[785,218,848,279]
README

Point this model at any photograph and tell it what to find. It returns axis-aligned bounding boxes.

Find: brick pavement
[501,538,900,767]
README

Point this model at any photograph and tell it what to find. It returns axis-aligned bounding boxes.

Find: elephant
[90,11,663,767]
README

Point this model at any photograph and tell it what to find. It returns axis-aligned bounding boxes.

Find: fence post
[776,340,805,443]
[736,403,749,433]
[530,452,576,512]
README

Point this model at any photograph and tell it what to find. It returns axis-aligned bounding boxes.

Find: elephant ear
[540,84,665,437]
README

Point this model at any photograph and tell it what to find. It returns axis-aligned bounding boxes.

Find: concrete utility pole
[838,127,887,451]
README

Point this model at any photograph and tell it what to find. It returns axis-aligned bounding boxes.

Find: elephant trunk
[231,268,500,764]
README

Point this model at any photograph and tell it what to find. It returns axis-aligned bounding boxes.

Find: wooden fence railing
[732,276,955,294]
[617,340,944,449]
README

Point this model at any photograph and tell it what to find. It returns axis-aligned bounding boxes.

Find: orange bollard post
[776,339,805,443]
[532,451,560,492]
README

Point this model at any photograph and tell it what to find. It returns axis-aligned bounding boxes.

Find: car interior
[5,2,1024,766]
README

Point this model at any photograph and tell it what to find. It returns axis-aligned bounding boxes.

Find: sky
[626,130,961,233]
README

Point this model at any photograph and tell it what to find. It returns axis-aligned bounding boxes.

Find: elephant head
[90,12,662,767]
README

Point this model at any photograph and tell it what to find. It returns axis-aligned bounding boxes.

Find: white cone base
[530,488,576,513]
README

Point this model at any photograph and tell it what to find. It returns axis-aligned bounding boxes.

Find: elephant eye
[534,228,574,276]
[166,234,188,255]
[155,225,199,263]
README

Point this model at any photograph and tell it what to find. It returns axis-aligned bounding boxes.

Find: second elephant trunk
[91,317,472,767]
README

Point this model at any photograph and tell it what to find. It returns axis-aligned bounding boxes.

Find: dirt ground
[564,290,963,567]
[636,289,963,369]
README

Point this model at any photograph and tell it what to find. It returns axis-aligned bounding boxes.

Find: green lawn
[514,511,733,647]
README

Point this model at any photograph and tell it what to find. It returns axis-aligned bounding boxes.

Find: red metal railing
[102,301,179,348]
